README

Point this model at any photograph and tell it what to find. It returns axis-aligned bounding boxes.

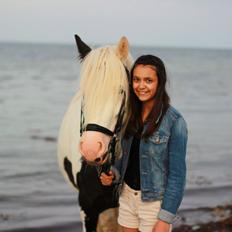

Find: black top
[124,129,142,190]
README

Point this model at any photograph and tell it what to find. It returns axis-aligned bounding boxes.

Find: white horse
[57,35,132,231]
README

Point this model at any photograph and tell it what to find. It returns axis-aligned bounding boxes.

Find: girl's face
[132,64,158,104]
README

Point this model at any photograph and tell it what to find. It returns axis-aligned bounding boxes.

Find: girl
[101,55,188,232]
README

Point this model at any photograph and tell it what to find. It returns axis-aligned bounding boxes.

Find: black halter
[80,91,126,173]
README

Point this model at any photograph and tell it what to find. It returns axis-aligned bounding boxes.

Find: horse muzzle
[79,130,111,165]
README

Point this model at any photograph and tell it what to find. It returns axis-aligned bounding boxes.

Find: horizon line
[0,39,232,51]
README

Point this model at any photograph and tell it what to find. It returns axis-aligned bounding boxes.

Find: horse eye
[119,89,124,94]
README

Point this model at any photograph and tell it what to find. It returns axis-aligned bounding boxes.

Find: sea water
[0,42,232,231]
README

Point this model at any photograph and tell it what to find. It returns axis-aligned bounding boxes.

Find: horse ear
[116,36,129,60]
[74,34,91,60]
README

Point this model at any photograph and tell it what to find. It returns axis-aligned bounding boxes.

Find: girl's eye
[133,77,139,82]
[146,79,152,83]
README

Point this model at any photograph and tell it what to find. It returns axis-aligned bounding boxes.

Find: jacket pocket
[147,132,169,156]
[149,134,169,144]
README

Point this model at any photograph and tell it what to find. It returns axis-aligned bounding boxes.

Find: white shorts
[118,183,166,232]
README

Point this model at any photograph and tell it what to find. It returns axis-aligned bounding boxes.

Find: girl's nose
[138,81,145,89]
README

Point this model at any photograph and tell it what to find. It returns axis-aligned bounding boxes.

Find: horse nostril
[95,157,102,163]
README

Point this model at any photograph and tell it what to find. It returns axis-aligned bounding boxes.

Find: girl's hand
[152,219,170,232]
[100,171,114,186]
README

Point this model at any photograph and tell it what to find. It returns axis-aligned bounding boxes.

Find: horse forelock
[79,46,130,131]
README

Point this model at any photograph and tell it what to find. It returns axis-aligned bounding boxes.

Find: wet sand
[173,204,232,232]
[1,204,232,232]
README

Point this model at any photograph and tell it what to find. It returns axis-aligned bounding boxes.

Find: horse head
[75,35,132,165]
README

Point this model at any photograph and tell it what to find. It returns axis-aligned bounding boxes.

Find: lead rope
[80,97,85,136]
[109,91,126,166]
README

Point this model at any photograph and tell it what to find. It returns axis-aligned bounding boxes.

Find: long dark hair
[125,55,170,138]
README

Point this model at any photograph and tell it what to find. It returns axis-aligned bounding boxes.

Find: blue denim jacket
[113,105,188,224]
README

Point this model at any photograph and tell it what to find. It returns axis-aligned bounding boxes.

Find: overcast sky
[0,0,232,48]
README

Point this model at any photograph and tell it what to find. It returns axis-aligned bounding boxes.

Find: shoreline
[173,204,232,232]
[1,203,232,232]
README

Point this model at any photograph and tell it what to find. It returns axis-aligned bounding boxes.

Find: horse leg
[80,209,99,232]
[97,207,122,232]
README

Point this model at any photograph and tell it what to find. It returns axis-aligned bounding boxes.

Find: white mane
[80,46,131,131]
